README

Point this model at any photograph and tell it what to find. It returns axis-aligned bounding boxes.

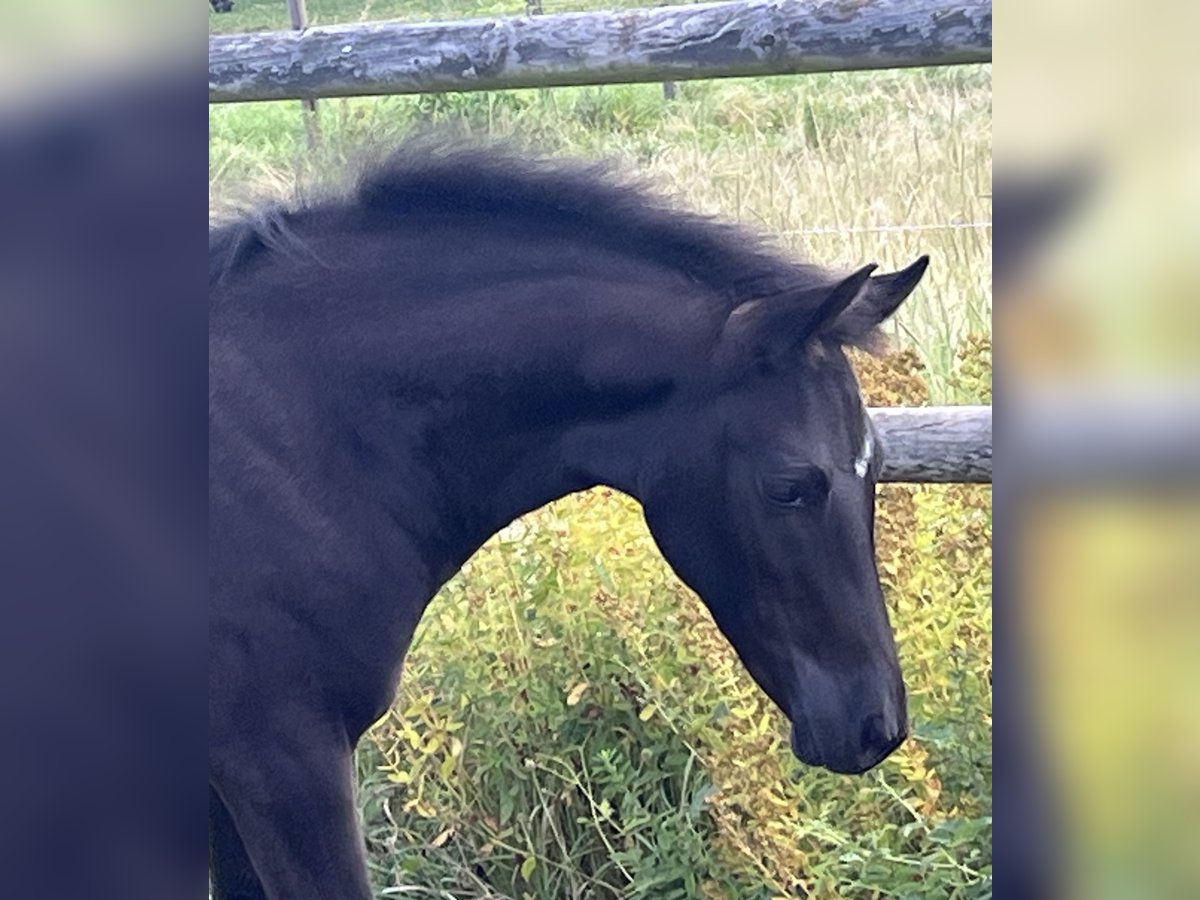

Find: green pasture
[210,2,992,896]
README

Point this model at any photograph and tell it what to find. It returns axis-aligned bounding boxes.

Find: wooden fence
[870,406,990,484]
[209,0,992,103]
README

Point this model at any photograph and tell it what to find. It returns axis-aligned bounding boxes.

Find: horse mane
[209,204,313,288]
[354,146,828,308]
[211,142,855,333]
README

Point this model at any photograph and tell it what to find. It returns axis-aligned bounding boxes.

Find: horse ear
[718,264,877,371]
[829,255,930,346]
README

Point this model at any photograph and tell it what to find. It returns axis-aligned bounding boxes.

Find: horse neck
[364,286,701,588]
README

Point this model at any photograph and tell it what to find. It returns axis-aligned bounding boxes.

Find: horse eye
[762,467,830,508]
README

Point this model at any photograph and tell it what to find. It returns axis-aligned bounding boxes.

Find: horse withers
[209,148,929,899]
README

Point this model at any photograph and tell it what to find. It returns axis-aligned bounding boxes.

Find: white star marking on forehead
[854,408,874,479]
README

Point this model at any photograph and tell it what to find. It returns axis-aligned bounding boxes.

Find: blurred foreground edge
[0,70,207,900]
[1014,384,1200,488]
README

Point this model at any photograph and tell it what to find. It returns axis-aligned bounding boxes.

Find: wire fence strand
[779,221,991,237]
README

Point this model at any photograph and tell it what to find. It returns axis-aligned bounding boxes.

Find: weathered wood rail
[871,406,991,484]
[209,0,992,103]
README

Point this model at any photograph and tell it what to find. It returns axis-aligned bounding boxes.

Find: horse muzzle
[787,669,908,774]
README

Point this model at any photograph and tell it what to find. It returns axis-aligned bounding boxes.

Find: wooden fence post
[285,0,321,148]
[658,1,678,100]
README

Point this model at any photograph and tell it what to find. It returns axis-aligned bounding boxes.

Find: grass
[210,2,992,897]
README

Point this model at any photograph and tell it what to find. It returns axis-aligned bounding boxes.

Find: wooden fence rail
[209,0,992,103]
[871,406,991,484]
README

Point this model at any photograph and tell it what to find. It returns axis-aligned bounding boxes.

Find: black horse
[209,147,929,899]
